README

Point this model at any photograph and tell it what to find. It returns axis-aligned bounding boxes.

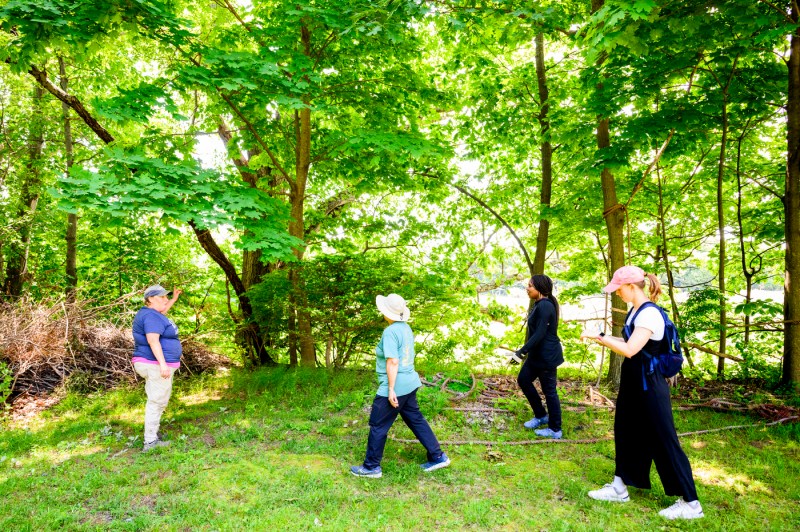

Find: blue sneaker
[524,416,548,429]
[350,465,382,478]
[421,453,450,472]
[534,428,562,439]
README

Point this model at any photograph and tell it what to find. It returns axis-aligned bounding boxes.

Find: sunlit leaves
[52,146,301,258]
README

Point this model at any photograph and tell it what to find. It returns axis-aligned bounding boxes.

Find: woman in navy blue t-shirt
[131,284,182,451]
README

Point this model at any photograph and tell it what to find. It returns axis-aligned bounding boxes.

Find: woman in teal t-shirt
[350,293,450,478]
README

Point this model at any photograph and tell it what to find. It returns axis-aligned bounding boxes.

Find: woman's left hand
[388,390,399,408]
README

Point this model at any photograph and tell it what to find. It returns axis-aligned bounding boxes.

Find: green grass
[1,367,798,531]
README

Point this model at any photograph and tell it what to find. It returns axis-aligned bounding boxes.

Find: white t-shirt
[626,305,665,341]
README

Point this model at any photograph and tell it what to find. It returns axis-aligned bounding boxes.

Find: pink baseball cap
[603,265,646,293]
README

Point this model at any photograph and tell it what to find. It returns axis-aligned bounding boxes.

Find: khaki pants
[134,362,176,443]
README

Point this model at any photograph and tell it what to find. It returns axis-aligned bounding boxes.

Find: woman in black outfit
[581,265,703,520]
[514,274,564,439]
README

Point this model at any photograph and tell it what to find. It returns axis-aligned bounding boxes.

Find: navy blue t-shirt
[132,307,182,363]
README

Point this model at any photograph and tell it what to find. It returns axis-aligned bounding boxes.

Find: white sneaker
[588,483,630,502]
[659,498,704,520]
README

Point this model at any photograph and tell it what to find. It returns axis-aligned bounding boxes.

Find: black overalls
[614,306,699,502]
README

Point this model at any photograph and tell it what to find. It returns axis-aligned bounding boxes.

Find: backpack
[623,302,683,390]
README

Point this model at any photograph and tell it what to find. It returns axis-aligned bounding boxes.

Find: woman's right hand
[159,363,171,379]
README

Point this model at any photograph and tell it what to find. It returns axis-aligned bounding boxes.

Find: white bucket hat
[376,293,410,322]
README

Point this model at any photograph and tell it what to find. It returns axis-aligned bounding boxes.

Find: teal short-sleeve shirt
[375,322,422,397]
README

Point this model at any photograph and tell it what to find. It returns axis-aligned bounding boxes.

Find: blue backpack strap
[627,301,658,391]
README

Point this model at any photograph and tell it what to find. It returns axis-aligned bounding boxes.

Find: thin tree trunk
[716,88,730,378]
[325,333,333,368]
[593,0,625,388]
[532,32,552,277]
[4,85,44,298]
[656,166,693,368]
[288,298,298,366]
[736,130,759,344]
[784,8,800,389]
[60,57,78,299]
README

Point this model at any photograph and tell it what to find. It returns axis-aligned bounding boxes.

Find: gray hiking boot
[143,438,171,452]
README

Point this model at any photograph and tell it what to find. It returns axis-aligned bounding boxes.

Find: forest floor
[1,367,798,531]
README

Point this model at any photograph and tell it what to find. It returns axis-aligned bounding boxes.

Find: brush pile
[0,297,229,397]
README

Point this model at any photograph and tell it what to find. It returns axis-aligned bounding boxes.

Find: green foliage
[483,299,516,324]
[731,340,783,384]
[0,361,13,408]
[249,252,470,367]
[0,0,793,384]
[54,148,301,259]
[681,287,725,340]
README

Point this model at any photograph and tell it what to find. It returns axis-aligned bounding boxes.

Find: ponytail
[645,273,662,302]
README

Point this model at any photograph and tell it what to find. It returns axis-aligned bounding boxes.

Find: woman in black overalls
[580,265,703,520]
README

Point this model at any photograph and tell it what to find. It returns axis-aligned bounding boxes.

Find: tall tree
[59,57,77,299]
[2,84,44,298]
[782,1,800,388]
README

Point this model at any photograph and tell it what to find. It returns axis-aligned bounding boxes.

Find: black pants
[363,388,443,469]
[517,361,562,432]
[614,359,698,502]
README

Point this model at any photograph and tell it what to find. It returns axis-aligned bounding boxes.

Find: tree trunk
[291,104,316,366]
[532,32,552,277]
[784,11,800,389]
[736,131,759,344]
[3,85,45,298]
[591,0,625,388]
[656,167,693,368]
[716,93,729,378]
[325,333,333,368]
[289,23,317,368]
[288,299,298,366]
[60,57,78,299]
[189,221,275,365]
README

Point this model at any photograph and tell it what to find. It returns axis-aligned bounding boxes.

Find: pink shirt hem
[132,357,180,369]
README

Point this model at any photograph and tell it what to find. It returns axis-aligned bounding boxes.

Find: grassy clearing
[1,367,798,531]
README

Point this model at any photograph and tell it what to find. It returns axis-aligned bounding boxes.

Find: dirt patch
[6,391,64,422]
[131,494,157,512]
[80,511,113,526]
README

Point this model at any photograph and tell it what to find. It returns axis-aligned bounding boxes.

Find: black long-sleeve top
[517,297,564,369]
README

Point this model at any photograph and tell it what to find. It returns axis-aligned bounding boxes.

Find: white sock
[612,476,626,492]
[687,500,700,509]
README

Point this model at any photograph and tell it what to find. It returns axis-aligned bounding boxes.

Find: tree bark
[289,23,317,368]
[784,9,800,389]
[3,85,44,298]
[532,32,552,277]
[28,64,114,143]
[735,130,760,344]
[716,96,728,378]
[60,57,78,300]
[593,0,625,388]
[189,220,275,365]
[656,167,694,368]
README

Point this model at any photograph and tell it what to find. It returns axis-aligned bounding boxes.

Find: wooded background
[0,0,797,391]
